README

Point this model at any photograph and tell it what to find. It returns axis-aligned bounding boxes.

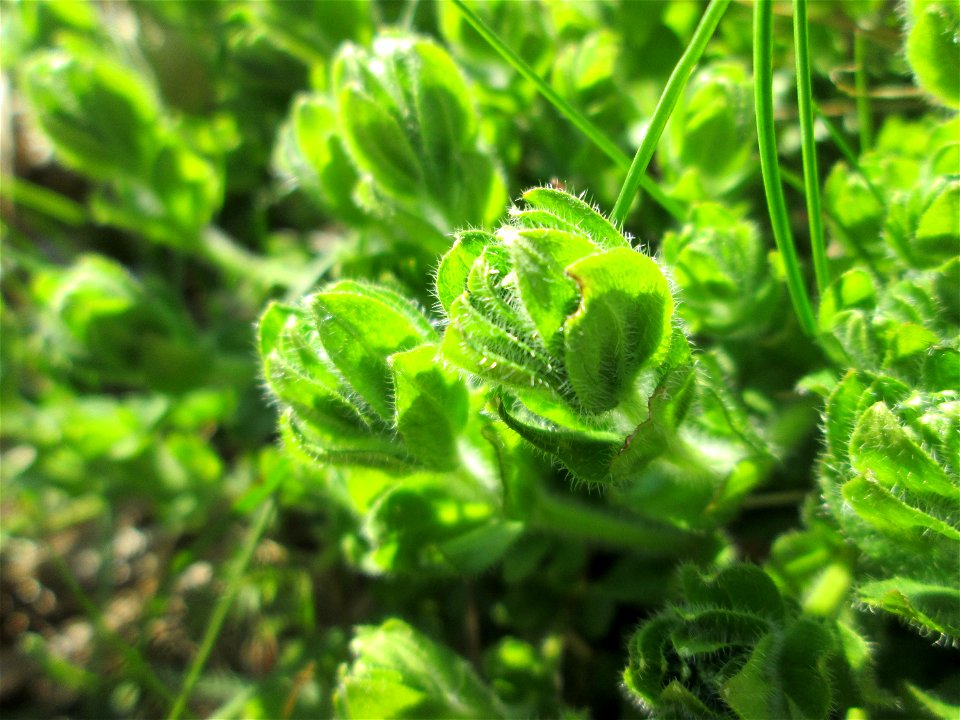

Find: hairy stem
[531,486,708,557]
[793,0,830,296]
[610,0,731,226]
[753,0,818,337]
[449,0,684,221]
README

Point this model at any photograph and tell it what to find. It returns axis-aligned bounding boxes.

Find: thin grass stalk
[449,0,684,221]
[166,498,275,720]
[610,0,731,227]
[793,0,830,296]
[754,0,817,337]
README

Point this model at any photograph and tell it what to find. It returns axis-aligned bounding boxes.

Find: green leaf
[437,520,524,573]
[841,475,960,545]
[670,607,771,655]
[849,402,954,501]
[830,309,887,370]
[337,85,422,198]
[504,226,598,347]
[435,230,495,314]
[609,353,697,481]
[935,257,960,324]
[778,619,836,719]
[623,614,678,703]
[441,300,547,392]
[330,34,505,229]
[259,301,368,424]
[695,564,786,620]
[498,395,621,484]
[914,180,960,267]
[465,245,538,344]
[662,62,755,195]
[661,203,773,337]
[282,409,411,470]
[924,347,960,392]
[818,269,877,331]
[518,187,628,249]
[20,48,161,181]
[905,680,960,720]
[409,39,476,181]
[626,564,856,720]
[906,0,960,108]
[857,577,960,638]
[313,282,435,421]
[389,344,469,470]
[721,633,781,720]
[563,248,673,413]
[336,619,506,719]
[275,93,363,218]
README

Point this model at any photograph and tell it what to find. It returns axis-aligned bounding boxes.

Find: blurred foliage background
[1,0,957,718]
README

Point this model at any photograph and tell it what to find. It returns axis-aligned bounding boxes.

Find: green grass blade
[793,0,830,296]
[449,0,684,221]
[166,498,275,720]
[753,0,817,337]
[610,0,731,227]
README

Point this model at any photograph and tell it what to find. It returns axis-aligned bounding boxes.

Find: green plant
[2,1,958,718]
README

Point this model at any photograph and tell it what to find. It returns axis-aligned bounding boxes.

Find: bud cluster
[436,187,695,483]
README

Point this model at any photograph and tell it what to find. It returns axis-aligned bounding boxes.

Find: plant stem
[741,489,808,510]
[401,0,420,31]
[753,0,818,337]
[531,487,707,557]
[792,0,830,297]
[1,176,88,226]
[853,30,873,153]
[610,0,731,227]
[166,497,275,720]
[449,0,684,221]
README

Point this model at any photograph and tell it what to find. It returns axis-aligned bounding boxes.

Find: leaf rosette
[259,280,530,574]
[259,280,468,472]
[662,203,778,338]
[623,565,876,719]
[816,243,959,640]
[335,619,508,719]
[436,187,695,484]
[21,47,222,246]
[274,33,506,249]
[821,369,959,639]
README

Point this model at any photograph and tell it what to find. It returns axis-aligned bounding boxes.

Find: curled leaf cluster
[274,34,506,245]
[259,280,467,472]
[821,369,959,639]
[436,187,695,484]
[624,565,871,720]
[661,202,777,338]
[817,217,959,639]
